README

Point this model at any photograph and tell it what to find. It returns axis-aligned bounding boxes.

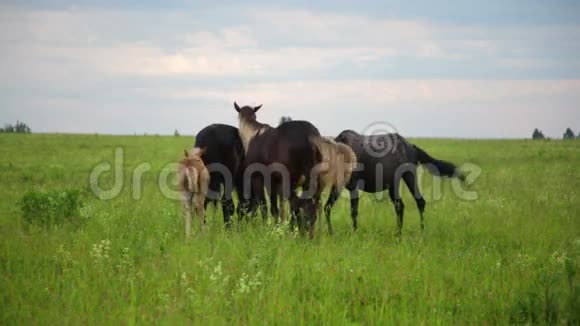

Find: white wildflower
[90,239,111,263]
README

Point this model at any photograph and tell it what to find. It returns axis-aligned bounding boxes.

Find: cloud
[1,5,579,137]
[163,79,580,106]
[4,6,579,80]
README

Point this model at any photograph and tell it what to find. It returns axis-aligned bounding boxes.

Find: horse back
[245,120,322,182]
[335,131,415,192]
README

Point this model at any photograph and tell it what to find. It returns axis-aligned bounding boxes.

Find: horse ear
[234,102,240,112]
[253,104,262,113]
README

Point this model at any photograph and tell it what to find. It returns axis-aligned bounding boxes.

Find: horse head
[234,102,262,122]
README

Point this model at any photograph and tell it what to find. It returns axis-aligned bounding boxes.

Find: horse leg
[251,175,267,220]
[269,183,280,223]
[236,189,252,224]
[233,177,246,223]
[279,198,288,225]
[259,189,268,222]
[182,192,193,238]
[221,194,235,229]
[309,184,323,240]
[324,185,340,235]
[402,171,426,231]
[289,191,301,233]
[194,193,206,230]
[388,182,405,237]
[349,189,359,230]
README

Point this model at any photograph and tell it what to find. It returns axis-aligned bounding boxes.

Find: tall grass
[0,134,578,324]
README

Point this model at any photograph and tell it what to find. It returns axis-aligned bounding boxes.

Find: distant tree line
[0,121,31,134]
[532,128,545,139]
[562,127,577,140]
[532,127,579,140]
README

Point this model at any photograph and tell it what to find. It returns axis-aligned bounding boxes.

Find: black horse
[235,102,323,238]
[324,129,465,235]
[194,124,249,227]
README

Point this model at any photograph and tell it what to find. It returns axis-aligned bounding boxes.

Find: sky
[1,0,579,138]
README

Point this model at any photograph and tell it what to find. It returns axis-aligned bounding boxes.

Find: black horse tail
[413,145,465,181]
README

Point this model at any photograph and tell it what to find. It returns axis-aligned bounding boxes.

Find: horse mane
[239,116,272,153]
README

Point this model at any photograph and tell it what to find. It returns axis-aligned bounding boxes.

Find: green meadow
[1,133,578,324]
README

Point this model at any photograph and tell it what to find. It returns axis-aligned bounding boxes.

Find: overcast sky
[1,0,579,138]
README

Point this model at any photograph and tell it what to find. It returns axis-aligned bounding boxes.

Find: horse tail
[337,143,357,187]
[199,167,210,196]
[412,145,465,181]
[307,136,331,191]
[187,167,199,193]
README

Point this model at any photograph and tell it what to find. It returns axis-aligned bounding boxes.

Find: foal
[306,137,357,234]
[177,148,210,238]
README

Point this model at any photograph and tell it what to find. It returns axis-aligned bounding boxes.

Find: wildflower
[209,261,223,282]
[550,250,568,266]
[90,239,111,263]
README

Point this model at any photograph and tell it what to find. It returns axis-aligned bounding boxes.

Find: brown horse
[235,102,323,238]
[177,148,210,238]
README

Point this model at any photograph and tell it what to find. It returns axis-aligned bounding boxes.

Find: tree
[174,129,180,137]
[3,124,15,133]
[577,132,580,139]
[1,121,31,134]
[563,127,575,140]
[278,116,292,126]
[15,121,31,133]
[532,128,545,140]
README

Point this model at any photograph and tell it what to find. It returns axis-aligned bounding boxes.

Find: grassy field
[1,133,579,324]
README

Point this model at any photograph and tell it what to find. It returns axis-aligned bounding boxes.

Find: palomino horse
[325,130,465,236]
[235,102,324,238]
[177,148,210,238]
[308,137,357,234]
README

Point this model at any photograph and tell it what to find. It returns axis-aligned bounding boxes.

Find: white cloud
[1,5,579,137]
[2,6,579,79]
[164,79,580,106]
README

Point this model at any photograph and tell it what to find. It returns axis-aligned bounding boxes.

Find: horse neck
[239,118,270,153]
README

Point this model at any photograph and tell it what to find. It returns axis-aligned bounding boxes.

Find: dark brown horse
[325,130,465,236]
[193,124,249,227]
[235,102,323,238]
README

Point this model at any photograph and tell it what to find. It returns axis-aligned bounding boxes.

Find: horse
[177,148,210,238]
[324,130,465,236]
[308,137,357,234]
[193,124,249,227]
[234,102,323,238]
